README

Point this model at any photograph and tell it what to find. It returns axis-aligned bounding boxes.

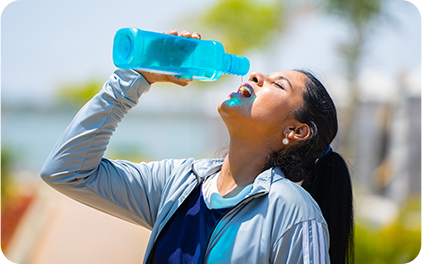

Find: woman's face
[218,70,307,147]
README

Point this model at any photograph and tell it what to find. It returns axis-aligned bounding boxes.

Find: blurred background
[1,0,420,263]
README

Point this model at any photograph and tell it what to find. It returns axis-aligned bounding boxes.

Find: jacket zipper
[201,191,267,264]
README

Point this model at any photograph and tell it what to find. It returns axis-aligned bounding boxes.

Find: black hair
[264,70,354,263]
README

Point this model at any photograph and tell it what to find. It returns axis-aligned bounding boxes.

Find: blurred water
[2,110,229,175]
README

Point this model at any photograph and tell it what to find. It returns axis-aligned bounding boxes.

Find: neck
[218,138,271,197]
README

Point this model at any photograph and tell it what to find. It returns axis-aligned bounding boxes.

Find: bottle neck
[224,53,250,76]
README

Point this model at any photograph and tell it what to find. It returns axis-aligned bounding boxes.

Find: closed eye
[274,82,285,90]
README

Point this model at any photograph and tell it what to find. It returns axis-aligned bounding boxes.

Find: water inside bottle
[142,36,199,68]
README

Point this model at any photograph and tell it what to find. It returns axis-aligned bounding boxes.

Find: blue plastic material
[113,28,250,81]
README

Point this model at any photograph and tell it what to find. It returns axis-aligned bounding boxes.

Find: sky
[1,0,421,107]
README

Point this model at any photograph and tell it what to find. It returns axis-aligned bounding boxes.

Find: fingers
[179,30,192,38]
[166,30,201,39]
[192,32,201,39]
[167,30,178,36]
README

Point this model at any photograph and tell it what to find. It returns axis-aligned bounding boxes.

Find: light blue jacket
[41,69,330,264]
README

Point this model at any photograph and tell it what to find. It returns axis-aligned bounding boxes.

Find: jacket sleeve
[40,69,184,229]
[271,220,330,264]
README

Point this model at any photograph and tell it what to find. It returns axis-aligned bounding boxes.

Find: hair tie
[319,145,332,159]
[315,146,332,163]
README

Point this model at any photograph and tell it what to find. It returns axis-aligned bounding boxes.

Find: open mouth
[237,83,253,98]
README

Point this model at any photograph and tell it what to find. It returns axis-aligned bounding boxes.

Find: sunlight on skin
[220,92,256,118]
[227,97,240,107]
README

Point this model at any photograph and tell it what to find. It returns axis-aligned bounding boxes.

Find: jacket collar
[191,158,224,181]
[191,159,286,195]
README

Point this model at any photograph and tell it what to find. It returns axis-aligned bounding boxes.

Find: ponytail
[264,69,354,263]
[302,150,354,264]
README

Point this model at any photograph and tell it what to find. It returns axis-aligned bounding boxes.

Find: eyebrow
[275,75,293,90]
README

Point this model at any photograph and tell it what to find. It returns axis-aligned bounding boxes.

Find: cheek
[250,97,290,124]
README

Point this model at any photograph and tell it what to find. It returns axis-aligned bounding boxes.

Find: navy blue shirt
[153,185,230,263]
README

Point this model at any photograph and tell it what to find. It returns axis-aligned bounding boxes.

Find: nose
[249,72,265,87]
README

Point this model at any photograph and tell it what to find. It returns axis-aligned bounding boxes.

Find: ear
[284,123,310,143]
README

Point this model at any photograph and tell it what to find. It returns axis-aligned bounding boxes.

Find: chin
[218,100,250,126]
[217,100,233,121]
[217,101,226,118]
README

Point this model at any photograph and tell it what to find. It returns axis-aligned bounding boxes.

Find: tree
[321,0,386,157]
[196,0,285,54]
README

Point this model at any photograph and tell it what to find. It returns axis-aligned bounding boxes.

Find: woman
[41,31,353,264]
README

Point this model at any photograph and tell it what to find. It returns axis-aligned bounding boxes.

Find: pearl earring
[282,133,289,145]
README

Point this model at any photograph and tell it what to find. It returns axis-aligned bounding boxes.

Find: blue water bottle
[112,28,250,81]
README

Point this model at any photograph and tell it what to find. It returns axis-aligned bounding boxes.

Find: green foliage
[1,147,15,204]
[322,0,386,76]
[55,80,103,109]
[198,0,284,54]
[355,197,421,264]
[323,0,384,28]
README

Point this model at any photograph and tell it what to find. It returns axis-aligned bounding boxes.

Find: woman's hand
[136,30,201,87]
